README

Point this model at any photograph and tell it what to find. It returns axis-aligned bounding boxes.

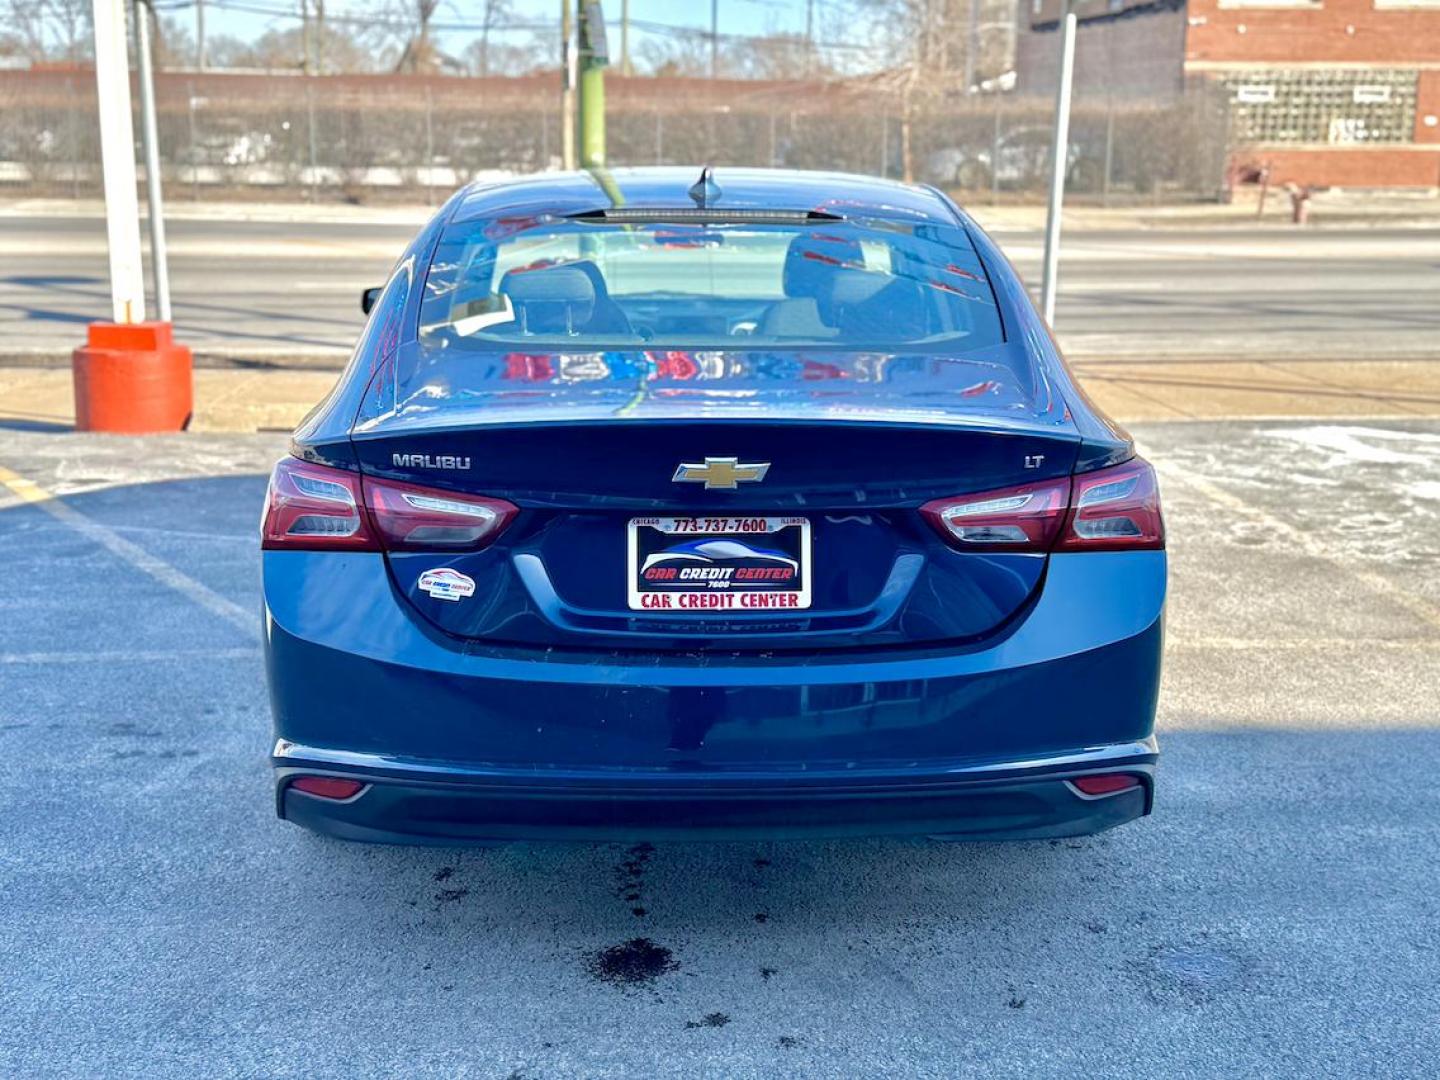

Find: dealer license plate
[626,516,811,613]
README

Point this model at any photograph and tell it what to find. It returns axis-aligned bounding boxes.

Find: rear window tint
[417,215,1004,354]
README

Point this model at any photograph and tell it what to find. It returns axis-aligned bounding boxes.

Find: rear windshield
[418,213,1004,354]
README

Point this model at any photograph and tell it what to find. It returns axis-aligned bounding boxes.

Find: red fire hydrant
[72,321,193,432]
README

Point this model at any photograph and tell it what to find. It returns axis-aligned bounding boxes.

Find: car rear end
[261,169,1165,845]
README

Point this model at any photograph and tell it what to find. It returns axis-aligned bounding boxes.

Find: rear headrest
[566,259,609,297]
[826,269,928,340]
[499,264,596,334]
[825,268,890,308]
[782,233,865,299]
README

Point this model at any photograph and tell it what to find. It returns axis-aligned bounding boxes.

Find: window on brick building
[1216,0,1321,8]
[1220,69,1419,144]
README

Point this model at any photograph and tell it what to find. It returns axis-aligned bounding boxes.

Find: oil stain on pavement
[583,938,680,989]
[615,841,655,918]
[683,1012,730,1029]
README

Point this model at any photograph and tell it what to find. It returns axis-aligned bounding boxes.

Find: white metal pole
[710,0,719,79]
[134,0,172,321]
[196,0,206,69]
[561,0,575,170]
[92,0,146,324]
[1039,9,1076,327]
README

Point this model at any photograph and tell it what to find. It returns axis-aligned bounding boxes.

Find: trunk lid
[350,345,1080,651]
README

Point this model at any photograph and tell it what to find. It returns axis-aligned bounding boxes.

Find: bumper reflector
[291,776,366,800]
[1071,774,1141,797]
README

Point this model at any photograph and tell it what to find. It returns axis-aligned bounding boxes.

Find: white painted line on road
[0,647,259,664]
[290,281,385,291]
[0,239,401,259]
[0,463,260,642]
[1170,637,1440,651]
[1003,239,1440,262]
[1056,281,1173,293]
[1154,462,1440,632]
[0,199,431,225]
[101,524,255,544]
[1055,279,1410,295]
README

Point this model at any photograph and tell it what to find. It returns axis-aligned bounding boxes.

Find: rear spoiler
[565,208,843,225]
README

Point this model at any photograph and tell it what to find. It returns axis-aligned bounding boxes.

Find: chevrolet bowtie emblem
[672,457,771,490]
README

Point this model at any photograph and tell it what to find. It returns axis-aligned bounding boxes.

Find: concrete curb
[6,197,1440,233]
[0,351,350,371]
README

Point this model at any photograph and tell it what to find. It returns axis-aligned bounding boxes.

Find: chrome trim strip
[273,736,1158,781]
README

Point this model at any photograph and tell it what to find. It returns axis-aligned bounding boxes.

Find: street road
[3,212,1438,362]
[2,420,1438,1078]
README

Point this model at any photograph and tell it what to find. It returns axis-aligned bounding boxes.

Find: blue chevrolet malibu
[261,167,1165,845]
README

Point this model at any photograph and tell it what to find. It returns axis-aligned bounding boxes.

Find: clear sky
[183,0,873,67]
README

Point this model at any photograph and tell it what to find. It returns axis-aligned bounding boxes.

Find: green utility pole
[577,1,609,168]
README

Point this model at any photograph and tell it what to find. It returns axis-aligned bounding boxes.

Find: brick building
[1016,0,1440,188]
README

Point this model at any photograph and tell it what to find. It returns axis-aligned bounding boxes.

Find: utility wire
[152,0,875,52]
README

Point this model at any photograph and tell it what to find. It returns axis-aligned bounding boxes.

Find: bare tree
[462,29,547,78]
[3,0,49,61]
[0,30,27,62]
[206,22,382,74]
[638,33,714,79]
[469,0,509,77]
[391,0,450,74]
[855,0,974,181]
[727,33,831,81]
[4,0,92,63]
[152,14,195,70]
[638,22,830,82]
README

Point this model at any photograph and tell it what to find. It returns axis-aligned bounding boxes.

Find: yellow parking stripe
[0,466,49,505]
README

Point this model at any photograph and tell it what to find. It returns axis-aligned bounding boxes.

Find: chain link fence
[0,69,1230,203]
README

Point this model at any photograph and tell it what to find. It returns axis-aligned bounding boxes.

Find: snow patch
[1410,481,1440,502]
[1265,426,1440,470]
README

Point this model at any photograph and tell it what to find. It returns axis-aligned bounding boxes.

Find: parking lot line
[0,646,258,665]
[1154,462,1440,632]
[0,462,259,641]
[1172,637,1440,651]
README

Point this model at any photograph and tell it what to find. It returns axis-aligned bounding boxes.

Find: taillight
[920,477,1070,552]
[261,457,518,552]
[922,456,1163,554]
[362,476,516,551]
[1056,457,1164,551]
[261,457,376,550]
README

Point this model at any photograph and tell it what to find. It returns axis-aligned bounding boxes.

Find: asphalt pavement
[1,420,1438,1078]
[3,211,1439,362]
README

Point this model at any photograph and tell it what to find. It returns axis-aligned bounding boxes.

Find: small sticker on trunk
[418,567,476,602]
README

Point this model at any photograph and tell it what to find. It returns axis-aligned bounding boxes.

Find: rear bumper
[264,548,1165,844]
[274,741,1156,845]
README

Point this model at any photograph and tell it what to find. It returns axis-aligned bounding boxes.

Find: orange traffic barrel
[72,321,193,433]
